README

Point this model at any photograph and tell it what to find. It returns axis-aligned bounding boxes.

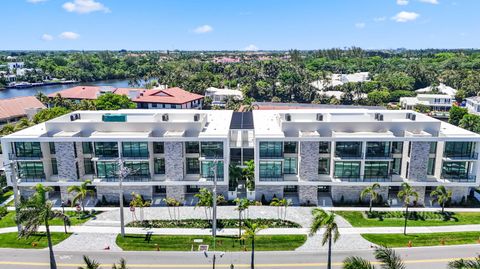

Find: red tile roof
[47,86,102,100]
[133,87,204,104]
[0,96,46,120]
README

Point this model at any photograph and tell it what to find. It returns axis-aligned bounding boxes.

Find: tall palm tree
[78,255,100,269]
[448,256,480,269]
[17,184,71,269]
[430,185,452,213]
[241,220,266,269]
[309,208,340,269]
[397,183,419,235]
[343,246,405,269]
[234,197,250,238]
[360,183,380,212]
[112,258,129,269]
[67,180,95,212]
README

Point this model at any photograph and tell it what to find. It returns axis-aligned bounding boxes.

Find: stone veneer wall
[411,186,426,206]
[445,186,469,203]
[54,142,78,181]
[299,142,320,181]
[165,142,184,181]
[298,185,318,205]
[255,185,284,201]
[97,186,153,203]
[202,185,229,199]
[75,142,85,179]
[19,186,36,199]
[331,185,388,203]
[408,142,430,181]
[166,185,186,203]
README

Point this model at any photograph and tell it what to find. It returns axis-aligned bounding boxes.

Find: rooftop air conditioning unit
[316,114,323,121]
[406,112,412,119]
[378,114,384,121]
[162,114,169,121]
[285,114,291,121]
[410,114,416,121]
[194,114,200,122]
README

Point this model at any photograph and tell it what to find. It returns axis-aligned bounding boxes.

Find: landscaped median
[116,234,307,251]
[0,209,101,228]
[127,219,301,228]
[362,232,480,248]
[0,232,71,249]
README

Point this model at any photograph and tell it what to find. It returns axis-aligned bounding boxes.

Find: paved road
[0,244,478,269]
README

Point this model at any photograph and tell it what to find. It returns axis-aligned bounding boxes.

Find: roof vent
[285,114,291,121]
[194,114,200,122]
[316,114,323,121]
[70,113,80,121]
[406,112,412,119]
[410,114,416,121]
[162,114,169,122]
[374,113,383,121]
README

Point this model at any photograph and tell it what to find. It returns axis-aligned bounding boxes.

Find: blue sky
[1,0,478,50]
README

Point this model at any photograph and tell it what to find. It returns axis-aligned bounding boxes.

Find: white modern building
[400,94,454,112]
[310,72,370,91]
[415,83,457,97]
[466,96,480,115]
[2,109,479,206]
[205,87,243,107]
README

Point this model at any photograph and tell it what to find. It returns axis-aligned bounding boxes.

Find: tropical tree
[78,256,100,269]
[430,186,452,213]
[243,160,255,191]
[234,197,250,238]
[194,188,214,220]
[281,198,290,220]
[229,164,243,191]
[67,180,95,212]
[130,192,151,222]
[112,258,129,269]
[241,220,267,269]
[95,92,136,110]
[397,183,419,235]
[310,209,340,269]
[17,184,71,269]
[360,183,380,212]
[448,256,480,269]
[343,246,405,269]
[163,197,181,221]
[269,198,282,219]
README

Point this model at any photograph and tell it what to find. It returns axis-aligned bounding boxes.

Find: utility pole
[212,159,218,269]
[7,158,21,233]
[117,158,128,238]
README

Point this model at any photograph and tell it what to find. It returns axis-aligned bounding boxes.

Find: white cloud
[59,31,80,40]
[193,25,213,34]
[41,34,53,41]
[244,44,259,51]
[374,16,387,22]
[355,22,366,29]
[396,0,409,5]
[392,11,420,22]
[27,0,48,3]
[62,0,110,14]
[419,0,439,4]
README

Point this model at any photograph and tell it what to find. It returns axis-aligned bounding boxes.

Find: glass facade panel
[18,162,45,179]
[186,158,200,174]
[230,148,242,166]
[242,148,254,163]
[96,161,117,178]
[82,142,93,154]
[49,142,56,155]
[84,158,94,174]
[185,142,200,153]
[430,142,437,154]
[154,158,165,174]
[392,142,403,154]
[125,161,150,178]
[94,142,118,158]
[122,142,149,158]
[153,142,164,154]
[444,142,475,158]
[366,142,391,158]
[201,161,224,179]
[364,161,389,179]
[442,161,469,179]
[427,158,435,175]
[200,142,224,158]
[259,161,283,180]
[14,142,42,158]
[259,142,283,158]
[319,142,330,154]
[283,157,297,174]
[318,158,330,175]
[391,158,402,175]
[283,142,297,154]
[51,158,58,175]
[335,142,362,158]
[333,161,360,179]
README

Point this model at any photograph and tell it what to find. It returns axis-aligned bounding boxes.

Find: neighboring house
[7,62,25,71]
[0,96,46,126]
[400,94,454,112]
[2,108,478,206]
[415,83,457,97]
[310,72,370,91]
[48,86,204,109]
[466,96,480,115]
[205,87,243,106]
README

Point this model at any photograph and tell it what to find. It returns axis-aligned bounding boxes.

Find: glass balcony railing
[441,174,476,182]
[443,152,478,160]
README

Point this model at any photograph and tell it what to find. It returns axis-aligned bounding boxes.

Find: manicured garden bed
[336,211,480,227]
[0,190,13,205]
[0,232,71,249]
[362,232,480,247]
[116,234,307,251]
[127,218,301,228]
[0,210,100,228]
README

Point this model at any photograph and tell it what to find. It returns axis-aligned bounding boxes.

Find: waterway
[0,79,134,99]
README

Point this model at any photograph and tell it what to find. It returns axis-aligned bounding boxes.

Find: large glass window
[283,157,297,174]
[94,142,118,158]
[259,161,283,180]
[442,161,469,179]
[318,158,330,175]
[283,142,297,154]
[84,158,94,174]
[230,148,242,166]
[18,162,45,179]
[49,142,56,155]
[185,142,200,154]
[154,158,165,174]
[125,161,150,179]
[96,162,117,178]
[333,161,360,179]
[82,142,93,154]
[186,158,200,174]
[430,142,437,154]
[444,142,475,158]
[153,142,164,154]
[391,158,402,175]
[242,148,254,163]
[51,158,58,175]
[366,142,391,158]
[201,161,224,179]
[335,142,362,158]
[319,142,330,154]
[122,142,149,158]
[14,142,42,158]
[259,142,283,158]
[364,161,389,180]
[201,142,224,158]
[427,158,436,175]
[392,142,403,154]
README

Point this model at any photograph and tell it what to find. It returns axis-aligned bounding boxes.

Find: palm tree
[397,183,419,235]
[280,198,290,220]
[360,183,380,212]
[243,160,255,191]
[448,256,480,269]
[78,255,100,269]
[130,192,151,222]
[234,197,250,238]
[112,258,129,269]
[269,198,282,219]
[229,164,242,192]
[343,246,405,269]
[241,220,266,269]
[163,197,181,221]
[67,180,95,212]
[309,208,340,269]
[430,185,452,213]
[17,184,71,269]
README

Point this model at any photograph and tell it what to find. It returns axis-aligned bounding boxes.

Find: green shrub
[126,218,301,229]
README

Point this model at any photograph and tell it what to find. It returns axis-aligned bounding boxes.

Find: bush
[127,218,301,229]
[0,207,7,218]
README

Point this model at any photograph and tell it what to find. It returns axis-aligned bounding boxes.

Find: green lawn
[336,211,480,227]
[116,234,307,251]
[0,190,13,205]
[362,232,480,247]
[0,232,71,249]
[0,211,99,228]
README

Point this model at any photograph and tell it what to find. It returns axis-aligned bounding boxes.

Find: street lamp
[61,200,67,234]
[5,158,21,232]
[115,158,131,238]
[211,158,219,269]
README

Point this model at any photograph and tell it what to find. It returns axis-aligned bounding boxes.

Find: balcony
[364,153,393,160]
[9,153,42,161]
[18,174,46,183]
[442,152,479,161]
[441,174,476,183]
[100,173,152,182]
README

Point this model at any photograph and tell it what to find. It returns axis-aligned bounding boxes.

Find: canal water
[0,79,134,99]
